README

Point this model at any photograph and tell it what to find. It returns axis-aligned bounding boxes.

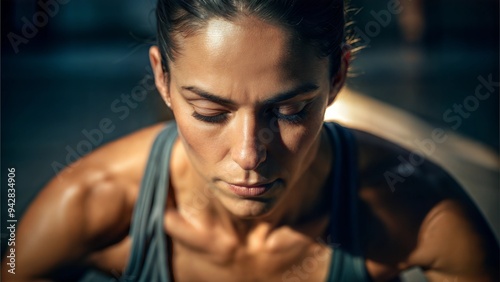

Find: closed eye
[272,100,312,124]
[192,111,228,123]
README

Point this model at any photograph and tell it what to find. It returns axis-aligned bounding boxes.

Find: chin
[226,198,277,219]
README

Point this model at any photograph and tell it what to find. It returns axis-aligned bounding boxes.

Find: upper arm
[355,130,498,281]
[391,164,499,281]
[408,199,499,282]
[1,167,132,281]
[1,124,163,281]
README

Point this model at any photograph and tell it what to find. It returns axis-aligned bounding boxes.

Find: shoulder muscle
[1,123,167,280]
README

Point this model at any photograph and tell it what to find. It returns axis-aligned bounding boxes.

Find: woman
[2,0,498,281]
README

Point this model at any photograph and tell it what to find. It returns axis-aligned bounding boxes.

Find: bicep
[409,200,499,282]
[1,175,130,281]
[1,182,92,281]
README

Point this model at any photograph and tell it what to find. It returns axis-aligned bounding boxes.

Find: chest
[170,239,333,282]
[88,229,335,282]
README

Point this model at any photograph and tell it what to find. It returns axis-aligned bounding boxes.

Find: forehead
[170,16,329,94]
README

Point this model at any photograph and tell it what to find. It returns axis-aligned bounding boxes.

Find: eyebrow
[181,83,319,106]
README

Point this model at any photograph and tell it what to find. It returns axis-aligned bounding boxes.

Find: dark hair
[156,0,347,76]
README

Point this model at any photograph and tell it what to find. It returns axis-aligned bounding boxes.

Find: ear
[149,46,171,108]
[327,44,351,106]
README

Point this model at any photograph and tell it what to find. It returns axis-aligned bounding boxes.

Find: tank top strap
[122,122,178,282]
[324,122,370,282]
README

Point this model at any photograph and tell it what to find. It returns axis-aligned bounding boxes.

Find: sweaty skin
[2,16,498,282]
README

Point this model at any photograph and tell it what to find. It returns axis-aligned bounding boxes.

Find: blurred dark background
[1,0,498,280]
[348,0,499,150]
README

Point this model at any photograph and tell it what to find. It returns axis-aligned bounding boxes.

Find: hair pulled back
[156,0,347,75]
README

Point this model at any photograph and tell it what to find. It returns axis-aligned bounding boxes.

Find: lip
[226,181,277,197]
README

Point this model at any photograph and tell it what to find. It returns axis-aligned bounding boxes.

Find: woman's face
[152,16,340,218]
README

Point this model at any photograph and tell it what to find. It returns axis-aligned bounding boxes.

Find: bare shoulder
[1,123,167,280]
[350,128,499,281]
[43,122,167,236]
[352,127,454,192]
[59,122,168,185]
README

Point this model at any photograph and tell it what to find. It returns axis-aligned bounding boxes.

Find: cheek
[279,124,320,158]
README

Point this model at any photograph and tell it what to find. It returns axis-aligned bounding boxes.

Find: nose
[230,115,267,171]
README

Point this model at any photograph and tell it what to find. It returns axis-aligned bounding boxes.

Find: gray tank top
[122,121,370,282]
